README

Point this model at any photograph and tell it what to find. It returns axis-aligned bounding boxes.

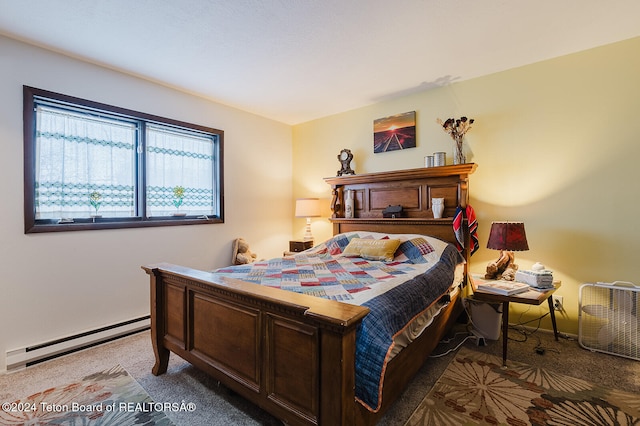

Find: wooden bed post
[147,267,170,375]
[330,185,343,219]
[317,323,359,424]
[458,175,472,283]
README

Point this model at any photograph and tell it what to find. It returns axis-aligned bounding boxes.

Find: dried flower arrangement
[436,116,475,164]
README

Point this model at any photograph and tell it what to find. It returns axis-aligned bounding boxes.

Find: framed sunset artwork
[373,111,416,153]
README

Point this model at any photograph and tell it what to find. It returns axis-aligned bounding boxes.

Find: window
[23,86,224,233]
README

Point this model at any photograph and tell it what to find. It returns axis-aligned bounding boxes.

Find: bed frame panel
[143,164,476,426]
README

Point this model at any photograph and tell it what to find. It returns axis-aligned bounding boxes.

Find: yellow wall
[293,36,640,335]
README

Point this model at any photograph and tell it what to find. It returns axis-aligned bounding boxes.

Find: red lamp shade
[486,222,529,251]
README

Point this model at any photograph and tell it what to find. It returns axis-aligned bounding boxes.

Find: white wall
[0,35,293,372]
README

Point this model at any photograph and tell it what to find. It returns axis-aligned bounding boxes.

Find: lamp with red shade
[485,221,529,281]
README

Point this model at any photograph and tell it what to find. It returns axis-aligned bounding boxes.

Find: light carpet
[0,365,174,425]
[405,346,640,426]
[2,329,639,425]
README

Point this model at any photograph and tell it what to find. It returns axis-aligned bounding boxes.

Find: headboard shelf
[328,217,458,243]
[324,163,476,223]
[324,163,477,185]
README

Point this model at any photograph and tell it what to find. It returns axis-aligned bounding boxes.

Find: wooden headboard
[324,163,477,257]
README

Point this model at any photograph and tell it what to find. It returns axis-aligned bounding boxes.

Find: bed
[142,163,477,425]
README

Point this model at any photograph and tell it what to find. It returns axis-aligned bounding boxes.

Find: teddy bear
[233,238,257,265]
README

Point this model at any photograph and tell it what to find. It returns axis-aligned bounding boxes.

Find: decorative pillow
[394,237,436,264]
[325,233,352,255]
[342,238,402,262]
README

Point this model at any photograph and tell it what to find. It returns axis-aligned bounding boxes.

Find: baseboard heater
[5,316,150,372]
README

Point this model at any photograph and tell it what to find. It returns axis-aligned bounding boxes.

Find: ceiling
[2,0,640,125]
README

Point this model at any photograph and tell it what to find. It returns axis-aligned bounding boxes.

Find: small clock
[337,149,355,176]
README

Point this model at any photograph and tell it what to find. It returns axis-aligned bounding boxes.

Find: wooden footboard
[142,263,370,426]
[143,263,464,426]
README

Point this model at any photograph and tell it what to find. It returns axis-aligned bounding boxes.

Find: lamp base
[302,218,314,243]
[485,250,519,281]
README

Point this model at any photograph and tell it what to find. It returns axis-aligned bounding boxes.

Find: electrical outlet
[553,295,563,311]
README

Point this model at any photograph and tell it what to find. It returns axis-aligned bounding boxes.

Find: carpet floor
[1,325,639,425]
[405,346,640,425]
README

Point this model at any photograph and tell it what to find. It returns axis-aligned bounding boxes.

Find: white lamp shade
[295,198,320,218]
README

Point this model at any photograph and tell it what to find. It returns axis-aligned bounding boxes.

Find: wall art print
[373,111,416,153]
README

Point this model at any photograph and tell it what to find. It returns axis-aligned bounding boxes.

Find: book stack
[475,279,530,296]
[515,269,554,289]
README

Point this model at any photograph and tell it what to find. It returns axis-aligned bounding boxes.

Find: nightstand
[469,274,561,366]
[289,240,313,252]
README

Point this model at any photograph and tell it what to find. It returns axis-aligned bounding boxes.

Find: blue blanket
[355,243,462,410]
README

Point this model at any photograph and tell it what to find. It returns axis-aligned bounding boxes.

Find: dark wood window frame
[23,86,224,233]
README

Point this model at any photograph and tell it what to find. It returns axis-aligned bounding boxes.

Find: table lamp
[485,221,529,281]
[295,198,321,243]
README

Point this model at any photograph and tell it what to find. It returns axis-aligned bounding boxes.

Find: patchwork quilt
[211,232,464,412]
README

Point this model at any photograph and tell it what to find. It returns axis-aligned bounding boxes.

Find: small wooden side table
[469,275,561,366]
[289,240,313,252]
